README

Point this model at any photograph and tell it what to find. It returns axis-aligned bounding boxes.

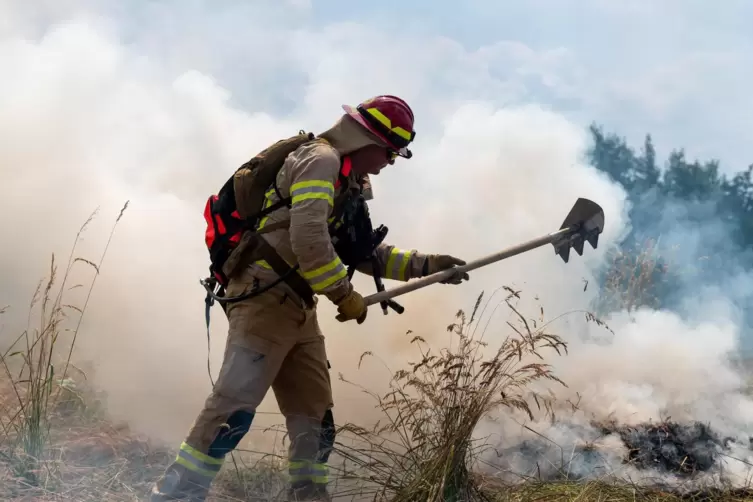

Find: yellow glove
[334,285,368,324]
[423,254,470,285]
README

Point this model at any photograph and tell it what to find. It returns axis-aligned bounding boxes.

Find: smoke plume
[3,1,751,491]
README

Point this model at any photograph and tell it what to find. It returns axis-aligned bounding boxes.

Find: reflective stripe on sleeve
[302,257,347,292]
[290,180,334,207]
[386,248,413,281]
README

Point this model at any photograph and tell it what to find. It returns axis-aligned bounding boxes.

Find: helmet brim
[342,104,411,158]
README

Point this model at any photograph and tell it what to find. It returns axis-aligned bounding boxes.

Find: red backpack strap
[335,156,352,190]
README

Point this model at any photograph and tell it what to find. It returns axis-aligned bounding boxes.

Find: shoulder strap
[269,134,332,212]
[245,143,350,308]
[335,156,352,190]
[256,238,316,309]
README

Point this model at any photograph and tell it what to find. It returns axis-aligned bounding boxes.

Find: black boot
[149,464,212,502]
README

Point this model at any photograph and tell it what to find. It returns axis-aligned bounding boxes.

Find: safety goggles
[386,148,413,164]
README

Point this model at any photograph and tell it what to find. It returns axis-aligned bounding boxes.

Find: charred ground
[596,420,734,476]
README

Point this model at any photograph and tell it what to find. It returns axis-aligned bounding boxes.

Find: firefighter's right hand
[335,286,367,324]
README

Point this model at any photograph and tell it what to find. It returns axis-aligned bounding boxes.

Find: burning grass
[595,420,730,476]
[2,211,752,501]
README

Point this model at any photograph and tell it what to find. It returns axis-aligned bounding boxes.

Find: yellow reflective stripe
[311,269,347,291]
[292,192,333,206]
[302,259,342,280]
[291,180,333,191]
[327,216,343,227]
[385,248,413,281]
[254,259,272,269]
[303,257,347,292]
[365,107,412,140]
[291,180,335,207]
[391,126,412,140]
[327,215,344,230]
[289,461,328,484]
[180,442,223,466]
[398,250,413,281]
[257,190,276,230]
[175,442,223,478]
[175,456,218,478]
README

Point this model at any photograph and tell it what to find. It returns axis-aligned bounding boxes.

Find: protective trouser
[150,277,336,501]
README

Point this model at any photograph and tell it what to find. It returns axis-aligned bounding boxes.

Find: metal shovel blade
[552,197,605,263]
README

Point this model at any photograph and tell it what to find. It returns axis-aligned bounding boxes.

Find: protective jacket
[243,113,427,309]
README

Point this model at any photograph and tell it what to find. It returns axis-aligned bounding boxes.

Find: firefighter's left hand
[424,254,470,285]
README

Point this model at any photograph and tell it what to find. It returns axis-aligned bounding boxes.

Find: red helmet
[342,95,416,159]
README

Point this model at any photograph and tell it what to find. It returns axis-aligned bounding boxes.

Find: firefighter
[150,95,469,501]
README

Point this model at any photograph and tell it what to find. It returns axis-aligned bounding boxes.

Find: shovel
[363,198,605,309]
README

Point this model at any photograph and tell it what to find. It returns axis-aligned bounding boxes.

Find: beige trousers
[150,269,334,501]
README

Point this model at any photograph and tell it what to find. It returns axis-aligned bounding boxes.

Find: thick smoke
[4,1,751,493]
[474,191,753,486]
[0,1,627,442]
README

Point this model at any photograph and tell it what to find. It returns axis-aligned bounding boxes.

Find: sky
[6,0,752,170]
[3,0,753,484]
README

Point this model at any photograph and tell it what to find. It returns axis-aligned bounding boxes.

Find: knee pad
[207,410,254,459]
[317,408,336,463]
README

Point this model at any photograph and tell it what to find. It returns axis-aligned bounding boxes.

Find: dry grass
[0,378,288,501]
[0,203,125,488]
[323,289,578,501]
[485,478,753,501]
[0,204,289,501]
[0,397,174,500]
[0,203,161,500]
[1,215,746,501]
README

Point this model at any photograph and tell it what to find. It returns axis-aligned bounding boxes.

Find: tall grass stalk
[0,202,128,485]
[331,289,570,502]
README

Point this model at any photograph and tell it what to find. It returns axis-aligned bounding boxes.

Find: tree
[632,134,660,194]
[586,124,753,332]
